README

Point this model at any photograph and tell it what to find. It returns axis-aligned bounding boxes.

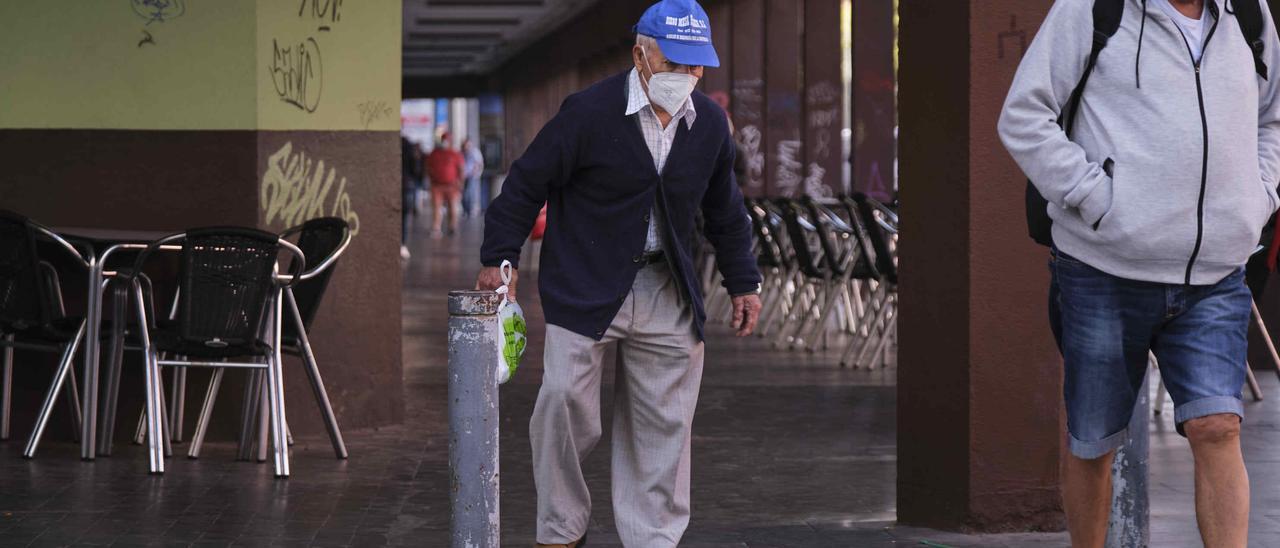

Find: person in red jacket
[425,132,465,237]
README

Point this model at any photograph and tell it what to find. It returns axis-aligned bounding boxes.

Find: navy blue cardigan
[481,71,762,341]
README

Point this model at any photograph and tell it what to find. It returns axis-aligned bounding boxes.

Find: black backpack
[1025,0,1269,247]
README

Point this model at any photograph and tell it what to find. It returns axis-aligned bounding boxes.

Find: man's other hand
[730,293,761,337]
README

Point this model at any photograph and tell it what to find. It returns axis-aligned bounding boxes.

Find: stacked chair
[701,194,899,369]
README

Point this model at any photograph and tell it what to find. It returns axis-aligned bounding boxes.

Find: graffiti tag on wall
[357,100,394,129]
[131,0,184,47]
[267,1,345,114]
[805,81,840,198]
[775,140,803,197]
[131,0,185,25]
[269,37,324,113]
[737,125,765,191]
[299,0,343,31]
[260,142,361,235]
[732,79,765,191]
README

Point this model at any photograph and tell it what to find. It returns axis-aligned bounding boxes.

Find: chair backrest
[776,199,825,279]
[837,198,883,281]
[283,217,350,336]
[852,193,898,284]
[0,210,50,330]
[173,227,282,347]
[801,197,853,276]
[745,198,783,268]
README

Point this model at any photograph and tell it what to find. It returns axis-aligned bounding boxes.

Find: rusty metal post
[1107,368,1150,547]
[449,290,502,548]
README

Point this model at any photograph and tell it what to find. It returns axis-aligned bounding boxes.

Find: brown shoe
[534,534,587,548]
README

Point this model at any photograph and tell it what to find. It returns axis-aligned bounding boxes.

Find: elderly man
[475,1,761,546]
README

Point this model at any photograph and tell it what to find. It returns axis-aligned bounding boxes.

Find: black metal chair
[124,227,304,476]
[770,198,835,348]
[791,197,882,353]
[186,217,351,460]
[837,193,899,368]
[281,217,350,458]
[0,210,92,458]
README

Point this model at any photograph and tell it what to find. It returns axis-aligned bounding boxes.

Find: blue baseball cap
[633,0,720,68]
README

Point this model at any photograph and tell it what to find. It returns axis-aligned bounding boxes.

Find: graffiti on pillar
[806,81,840,172]
[732,80,764,125]
[131,0,186,25]
[131,0,184,47]
[267,1,345,114]
[357,100,394,129]
[732,79,765,191]
[998,15,1027,60]
[260,142,362,235]
[804,163,834,199]
[775,140,803,197]
[298,0,343,31]
[269,37,325,113]
[737,125,765,192]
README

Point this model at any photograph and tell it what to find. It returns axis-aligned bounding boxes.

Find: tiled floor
[4,216,1280,546]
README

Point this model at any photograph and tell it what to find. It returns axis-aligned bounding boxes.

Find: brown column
[763,0,804,197]
[897,0,1064,531]
[851,0,896,201]
[731,0,766,196]
[701,0,733,113]
[803,0,845,196]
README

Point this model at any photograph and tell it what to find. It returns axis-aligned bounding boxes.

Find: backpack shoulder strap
[1231,0,1269,80]
[1063,0,1126,134]
[1093,0,1125,41]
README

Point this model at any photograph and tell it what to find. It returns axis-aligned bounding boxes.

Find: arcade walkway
[5,218,1280,546]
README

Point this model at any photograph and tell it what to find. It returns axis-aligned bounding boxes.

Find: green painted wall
[257,0,402,131]
[0,0,258,130]
[0,0,400,131]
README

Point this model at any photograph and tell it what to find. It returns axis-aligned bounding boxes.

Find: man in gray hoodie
[999,0,1280,545]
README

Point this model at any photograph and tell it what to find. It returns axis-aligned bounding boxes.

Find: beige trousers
[532,262,705,547]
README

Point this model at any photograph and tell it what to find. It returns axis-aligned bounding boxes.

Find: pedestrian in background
[462,137,486,218]
[426,132,465,238]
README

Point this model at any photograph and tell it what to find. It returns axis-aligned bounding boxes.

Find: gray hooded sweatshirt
[999,0,1280,285]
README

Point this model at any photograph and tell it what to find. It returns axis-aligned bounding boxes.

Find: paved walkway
[5,216,1280,546]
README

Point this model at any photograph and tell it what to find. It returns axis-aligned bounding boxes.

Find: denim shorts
[1049,248,1249,459]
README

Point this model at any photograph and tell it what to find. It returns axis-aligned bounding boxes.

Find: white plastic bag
[494,260,526,384]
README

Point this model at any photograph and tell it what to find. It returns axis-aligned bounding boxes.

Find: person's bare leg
[448,196,462,234]
[1063,450,1114,548]
[431,191,445,237]
[1185,414,1248,548]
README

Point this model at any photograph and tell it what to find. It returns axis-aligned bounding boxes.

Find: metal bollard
[1107,369,1150,547]
[448,290,502,548]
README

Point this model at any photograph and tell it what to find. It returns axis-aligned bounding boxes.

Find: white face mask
[641,47,698,115]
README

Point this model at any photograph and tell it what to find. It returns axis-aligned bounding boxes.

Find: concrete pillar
[897,0,1065,531]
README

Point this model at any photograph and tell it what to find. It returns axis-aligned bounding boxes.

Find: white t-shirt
[1154,0,1208,62]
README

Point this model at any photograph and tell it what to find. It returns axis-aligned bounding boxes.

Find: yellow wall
[257,0,401,131]
[0,0,400,131]
[0,0,258,130]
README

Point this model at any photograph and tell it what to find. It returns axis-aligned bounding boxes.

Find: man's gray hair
[636,34,658,49]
